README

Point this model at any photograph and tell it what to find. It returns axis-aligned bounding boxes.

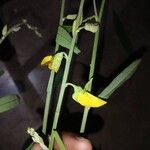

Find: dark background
[0,0,150,149]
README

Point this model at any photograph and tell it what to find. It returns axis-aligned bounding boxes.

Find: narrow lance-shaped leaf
[56,26,80,54]
[98,59,141,99]
[0,94,20,113]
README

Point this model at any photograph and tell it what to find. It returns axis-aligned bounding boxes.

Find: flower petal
[41,55,53,65]
[72,85,107,108]
[48,63,53,70]
[76,92,107,107]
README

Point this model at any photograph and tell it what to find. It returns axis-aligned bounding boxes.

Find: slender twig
[52,0,85,131]
[42,0,65,134]
[80,0,106,133]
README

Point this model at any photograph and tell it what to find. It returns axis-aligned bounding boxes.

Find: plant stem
[49,132,54,150]
[93,0,98,21]
[80,0,106,133]
[42,0,65,134]
[52,32,78,131]
[52,0,85,131]
[65,83,76,88]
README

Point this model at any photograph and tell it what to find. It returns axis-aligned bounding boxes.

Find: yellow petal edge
[73,90,107,108]
[41,55,53,65]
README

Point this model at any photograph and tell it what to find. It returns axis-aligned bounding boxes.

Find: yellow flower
[41,52,63,72]
[72,85,107,108]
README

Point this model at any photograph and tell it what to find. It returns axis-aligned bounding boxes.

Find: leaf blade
[56,26,80,54]
[0,94,20,113]
[98,59,141,99]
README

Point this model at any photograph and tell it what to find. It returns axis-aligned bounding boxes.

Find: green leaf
[56,26,80,54]
[72,13,83,36]
[84,78,93,91]
[61,25,72,33]
[98,59,141,99]
[0,94,20,113]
